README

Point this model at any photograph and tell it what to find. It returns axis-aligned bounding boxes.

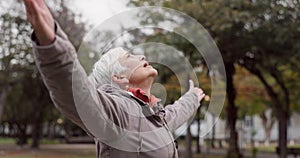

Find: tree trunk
[32,79,48,149]
[245,66,289,158]
[196,108,201,154]
[211,114,216,148]
[31,101,44,149]
[185,125,192,158]
[31,115,43,148]
[47,120,55,139]
[225,62,242,158]
[278,110,288,158]
[265,128,271,145]
[16,123,28,146]
[196,108,201,153]
[0,86,10,122]
[271,68,290,158]
[259,110,275,146]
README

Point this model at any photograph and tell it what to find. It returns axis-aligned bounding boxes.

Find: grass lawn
[249,144,300,153]
[0,137,15,144]
[0,137,62,145]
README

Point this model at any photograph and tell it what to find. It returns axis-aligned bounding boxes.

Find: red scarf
[128,88,160,107]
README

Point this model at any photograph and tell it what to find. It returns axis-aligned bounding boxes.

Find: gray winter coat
[31,23,200,158]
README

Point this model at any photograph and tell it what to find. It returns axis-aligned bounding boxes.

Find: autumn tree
[0,0,87,148]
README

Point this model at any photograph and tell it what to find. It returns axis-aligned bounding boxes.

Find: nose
[138,55,145,61]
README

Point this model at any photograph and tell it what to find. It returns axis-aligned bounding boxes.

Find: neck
[129,77,154,97]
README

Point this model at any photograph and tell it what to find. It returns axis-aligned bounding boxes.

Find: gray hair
[89,47,127,87]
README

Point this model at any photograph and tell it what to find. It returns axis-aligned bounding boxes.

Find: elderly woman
[23,0,205,157]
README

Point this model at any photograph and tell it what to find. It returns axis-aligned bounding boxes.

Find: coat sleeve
[31,23,129,139]
[163,91,200,131]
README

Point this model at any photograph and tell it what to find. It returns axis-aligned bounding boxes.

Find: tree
[238,1,300,157]
[128,1,300,157]
[48,0,87,49]
[0,4,32,123]
[0,7,37,146]
[235,66,275,145]
[0,0,88,148]
[127,0,248,157]
[159,1,251,157]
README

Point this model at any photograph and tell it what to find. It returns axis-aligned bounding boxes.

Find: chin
[150,69,158,77]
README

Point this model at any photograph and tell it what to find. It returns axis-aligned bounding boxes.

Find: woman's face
[118,53,158,84]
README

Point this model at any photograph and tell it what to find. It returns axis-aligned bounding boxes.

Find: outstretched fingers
[188,79,205,103]
[189,80,194,90]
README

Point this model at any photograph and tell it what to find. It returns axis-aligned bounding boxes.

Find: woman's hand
[189,80,205,103]
[23,0,55,45]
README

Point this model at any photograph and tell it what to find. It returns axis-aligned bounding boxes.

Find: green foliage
[235,66,270,118]
[0,0,88,146]
[0,5,41,124]
[128,1,299,157]
[128,0,300,115]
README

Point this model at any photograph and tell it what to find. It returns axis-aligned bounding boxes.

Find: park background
[0,0,299,158]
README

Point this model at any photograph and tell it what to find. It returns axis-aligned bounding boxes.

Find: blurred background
[0,0,299,158]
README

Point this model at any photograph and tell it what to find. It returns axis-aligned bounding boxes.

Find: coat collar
[98,84,164,117]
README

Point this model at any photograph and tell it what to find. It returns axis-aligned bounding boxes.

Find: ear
[111,74,129,90]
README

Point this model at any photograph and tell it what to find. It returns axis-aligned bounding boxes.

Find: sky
[0,0,128,23]
[0,0,133,28]
[71,0,129,25]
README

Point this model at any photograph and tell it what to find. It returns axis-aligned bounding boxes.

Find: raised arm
[164,80,205,131]
[24,0,55,45]
[23,0,130,138]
